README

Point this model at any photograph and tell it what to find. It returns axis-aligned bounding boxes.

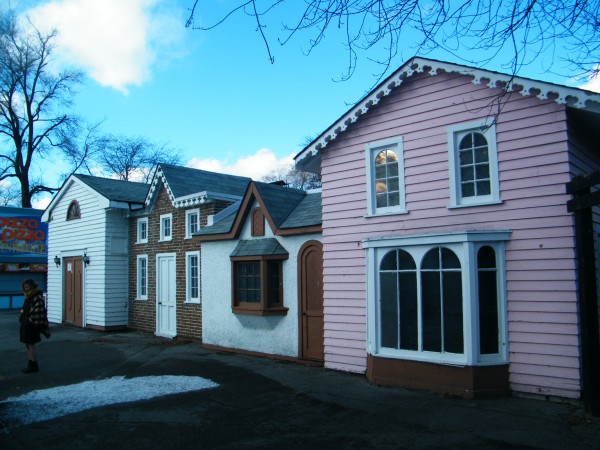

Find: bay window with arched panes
[365,231,510,366]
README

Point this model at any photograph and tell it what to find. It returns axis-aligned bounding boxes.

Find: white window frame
[159,213,173,242]
[185,209,200,239]
[136,255,148,300]
[185,251,201,303]
[365,136,407,216]
[447,120,501,208]
[363,231,510,366]
[136,218,148,244]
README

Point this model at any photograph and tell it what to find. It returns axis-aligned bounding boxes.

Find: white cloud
[187,148,295,180]
[26,0,186,93]
[31,194,52,211]
[580,74,600,93]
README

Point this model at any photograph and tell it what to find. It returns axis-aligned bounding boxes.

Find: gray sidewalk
[1,310,599,449]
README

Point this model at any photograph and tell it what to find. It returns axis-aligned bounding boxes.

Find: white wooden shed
[42,174,148,330]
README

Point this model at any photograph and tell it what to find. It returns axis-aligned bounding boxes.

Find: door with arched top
[298,240,324,362]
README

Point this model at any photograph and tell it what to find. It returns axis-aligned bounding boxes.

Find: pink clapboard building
[295,57,600,403]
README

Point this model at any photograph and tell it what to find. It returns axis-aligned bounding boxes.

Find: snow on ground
[0,375,219,428]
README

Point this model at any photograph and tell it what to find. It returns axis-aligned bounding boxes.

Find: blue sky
[4,0,598,208]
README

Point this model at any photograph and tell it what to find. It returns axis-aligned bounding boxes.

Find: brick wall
[128,185,233,339]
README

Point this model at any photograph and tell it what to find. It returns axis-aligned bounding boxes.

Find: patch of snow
[0,375,218,428]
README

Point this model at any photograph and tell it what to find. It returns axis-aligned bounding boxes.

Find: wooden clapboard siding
[319,69,588,398]
[47,180,106,325]
[103,209,130,326]
[46,178,130,328]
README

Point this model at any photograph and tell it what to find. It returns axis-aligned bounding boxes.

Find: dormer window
[67,200,81,220]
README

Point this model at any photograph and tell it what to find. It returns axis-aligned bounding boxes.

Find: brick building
[128,164,250,339]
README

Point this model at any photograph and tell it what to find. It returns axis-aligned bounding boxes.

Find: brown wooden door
[299,241,324,362]
[64,257,83,327]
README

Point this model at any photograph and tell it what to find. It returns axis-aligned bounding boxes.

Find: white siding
[45,179,129,327]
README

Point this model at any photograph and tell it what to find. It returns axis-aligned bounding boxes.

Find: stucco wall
[201,208,321,357]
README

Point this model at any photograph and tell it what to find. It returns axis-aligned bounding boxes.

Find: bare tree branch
[94,135,184,183]
[0,10,83,207]
[187,1,600,83]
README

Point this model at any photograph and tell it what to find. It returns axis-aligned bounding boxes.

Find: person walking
[19,279,50,373]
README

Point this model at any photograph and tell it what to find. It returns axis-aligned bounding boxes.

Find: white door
[156,253,176,337]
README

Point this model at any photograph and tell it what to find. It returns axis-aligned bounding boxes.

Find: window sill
[364,210,409,218]
[135,298,148,301]
[135,241,148,245]
[184,300,201,305]
[232,306,289,316]
[447,200,503,209]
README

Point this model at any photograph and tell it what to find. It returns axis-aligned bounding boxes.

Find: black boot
[22,360,39,373]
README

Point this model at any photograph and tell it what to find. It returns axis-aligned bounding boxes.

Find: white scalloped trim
[296,57,600,164]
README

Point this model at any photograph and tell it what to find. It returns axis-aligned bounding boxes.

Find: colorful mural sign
[0,215,48,258]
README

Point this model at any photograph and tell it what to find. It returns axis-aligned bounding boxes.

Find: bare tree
[0,11,83,207]
[95,135,183,183]
[187,1,600,83]
[261,162,321,190]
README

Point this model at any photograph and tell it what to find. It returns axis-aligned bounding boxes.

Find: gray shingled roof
[74,174,149,204]
[253,182,307,227]
[195,209,238,236]
[194,182,322,237]
[230,238,288,257]
[280,192,322,229]
[159,164,250,199]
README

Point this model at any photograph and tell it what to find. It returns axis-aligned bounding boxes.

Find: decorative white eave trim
[145,165,243,208]
[145,165,172,206]
[295,56,600,166]
[172,191,209,208]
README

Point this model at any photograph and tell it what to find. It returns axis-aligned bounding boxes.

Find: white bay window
[364,231,510,366]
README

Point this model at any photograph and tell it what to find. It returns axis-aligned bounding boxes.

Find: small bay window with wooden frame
[230,239,289,316]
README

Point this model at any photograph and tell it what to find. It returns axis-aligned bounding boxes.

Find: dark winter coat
[19,289,49,344]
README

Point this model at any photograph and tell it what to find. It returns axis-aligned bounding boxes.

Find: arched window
[379,247,464,355]
[448,120,499,207]
[458,132,490,198]
[374,149,400,208]
[379,249,417,350]
[421,247,463,354]
[369,232,509,365]
[67,200,81,220]
[366,136,406,215]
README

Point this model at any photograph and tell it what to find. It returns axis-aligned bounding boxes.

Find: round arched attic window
[67,200,81,220]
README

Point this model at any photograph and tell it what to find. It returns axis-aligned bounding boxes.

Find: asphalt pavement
[0,310,599,449]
